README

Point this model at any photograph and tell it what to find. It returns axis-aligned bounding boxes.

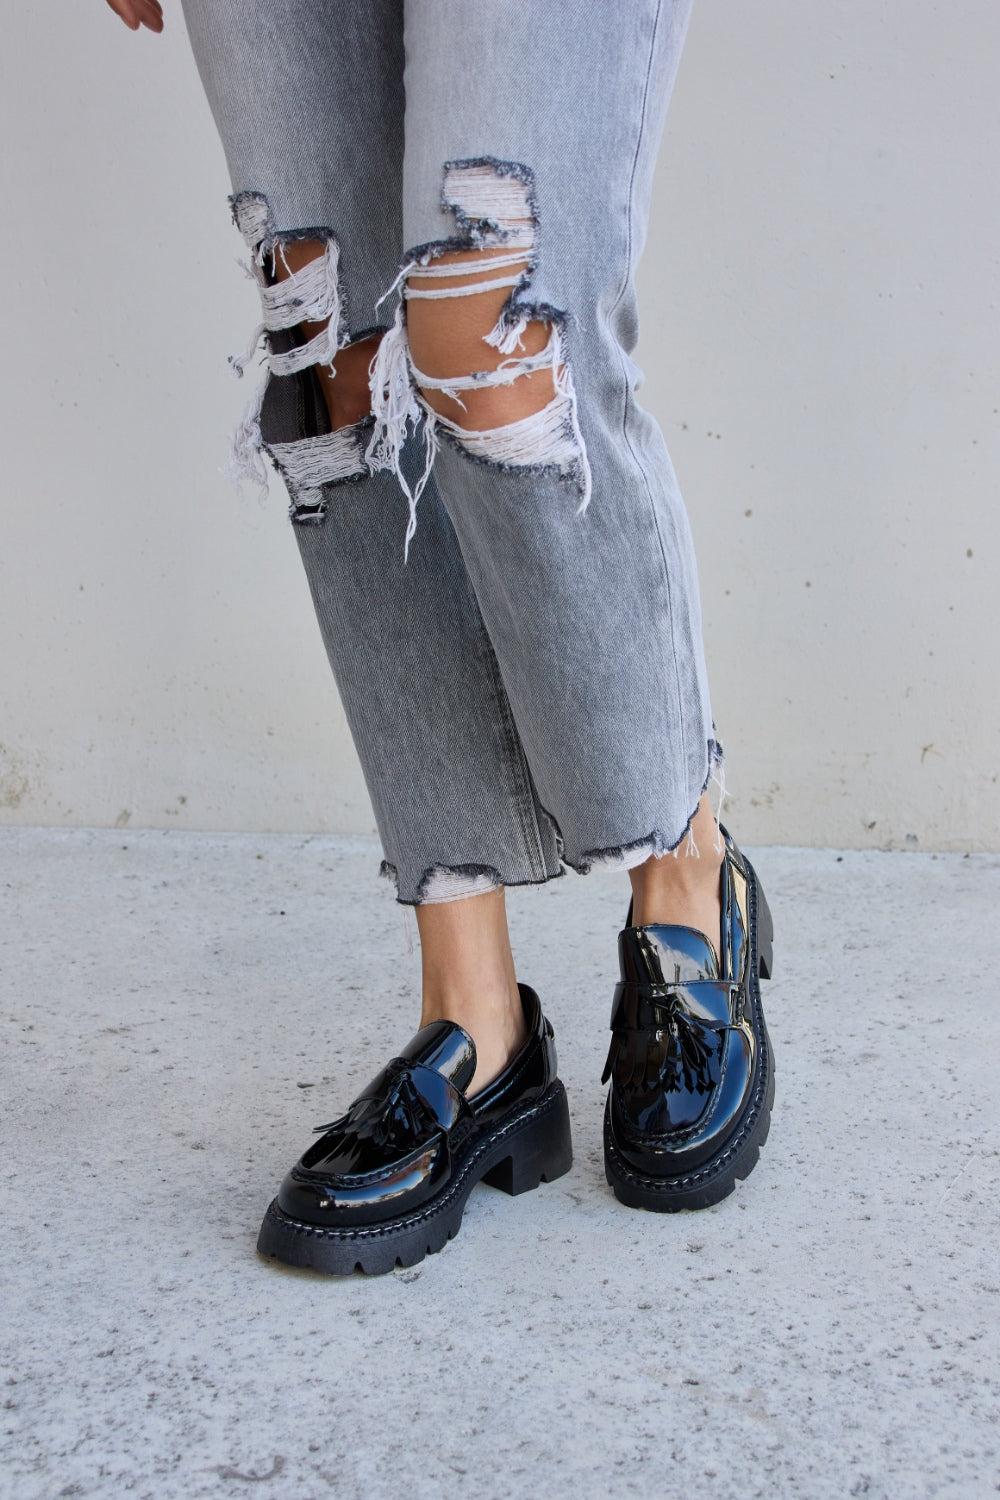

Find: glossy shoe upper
[604,832,769,1179]
[276,983,559,1229]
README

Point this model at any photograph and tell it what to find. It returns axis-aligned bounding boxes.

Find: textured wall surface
[1,3,996,848]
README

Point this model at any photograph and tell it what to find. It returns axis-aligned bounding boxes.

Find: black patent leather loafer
[257,983,572,1274]
[603,829,774,1211]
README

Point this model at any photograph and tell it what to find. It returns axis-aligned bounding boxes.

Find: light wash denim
[180,0,719,905]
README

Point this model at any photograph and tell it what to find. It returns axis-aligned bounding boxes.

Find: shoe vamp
[615,1024,756,1174]
[279,1137,449,1228]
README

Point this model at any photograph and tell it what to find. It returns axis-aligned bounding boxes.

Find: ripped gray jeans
[181,0,720,905]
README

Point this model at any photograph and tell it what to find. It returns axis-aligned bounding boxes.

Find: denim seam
[611,0,694,802]
[606,0,663,326]
[475,620,551,882]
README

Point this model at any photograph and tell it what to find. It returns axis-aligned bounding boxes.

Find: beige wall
[2,3,996,849]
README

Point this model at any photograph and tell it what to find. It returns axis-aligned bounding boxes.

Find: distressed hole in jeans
[407,252,556,429]
[366,160,592,558]
[225,191,374,514]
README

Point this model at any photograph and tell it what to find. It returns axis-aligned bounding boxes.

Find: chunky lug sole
[257,1080,573,1275]
[604,858,775,1213]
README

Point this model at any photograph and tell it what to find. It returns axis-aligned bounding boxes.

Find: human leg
[374,0,716,878]
[180,0,562,919]
[185,0,724,972]
[180,0,572,1270]
[366,0,772,1206]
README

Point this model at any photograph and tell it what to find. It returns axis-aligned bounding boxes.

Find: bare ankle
[422,980,526,1095]
[628,796,725,952]
[414,888,525,1094]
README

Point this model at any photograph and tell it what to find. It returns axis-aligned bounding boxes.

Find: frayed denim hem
[378,738,725,904]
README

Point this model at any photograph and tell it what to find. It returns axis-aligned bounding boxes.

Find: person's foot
[603,828,775,1212]
[256,985,572,1275]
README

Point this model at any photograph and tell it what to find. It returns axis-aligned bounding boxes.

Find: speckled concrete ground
[1,829,998,1500]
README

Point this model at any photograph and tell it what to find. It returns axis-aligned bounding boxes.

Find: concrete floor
[1,829,998,1500]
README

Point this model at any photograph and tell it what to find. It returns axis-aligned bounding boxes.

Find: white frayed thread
[708,754,727,855]
[366,163,596,549]
[232,194,271,248]
[404,249,534,352]
[404,249,530,276]
[405,271,524,300]
[411,329,561,407]
[553,333,593,513]
[672,824,701,860]
[226,377,269,496]
[366,319,592,547]
[365,303,437,561]
[419,326,592,511]
[418,867,503,904]
[226,238,344,495]
[365,164,537,518]
[229,241,343,377]
[484,311,530,356]
[261,244,342,360]
[439,165,535,348]
[423,388,582,474]
[376,248,529,312]
[403,249,530,301]
[376,256,420,311]
[443,164,535,241]
[586,838,664,875]
[268,423,368,514]
[666,751,728,862]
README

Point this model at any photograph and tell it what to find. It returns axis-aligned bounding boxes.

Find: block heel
[481,1083,573,1196]
[754,873,775,980]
